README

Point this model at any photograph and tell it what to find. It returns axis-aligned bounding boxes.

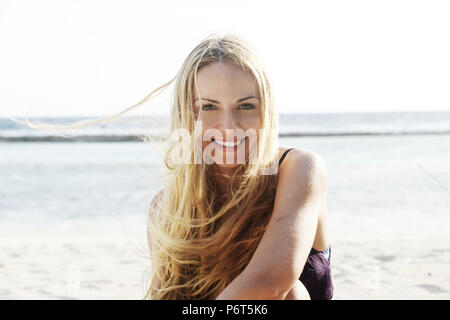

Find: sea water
[1,112,449,236]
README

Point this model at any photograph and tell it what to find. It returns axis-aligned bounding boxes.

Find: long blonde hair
[15,33,280,299]
[146,34,279,299]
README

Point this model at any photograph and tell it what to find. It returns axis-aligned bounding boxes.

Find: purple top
[299,247,333,300]
[279,148,334,300]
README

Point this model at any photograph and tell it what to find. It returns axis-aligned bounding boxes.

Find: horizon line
[2,109,450,119]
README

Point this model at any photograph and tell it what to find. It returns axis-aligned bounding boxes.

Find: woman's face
[192,61,262,174]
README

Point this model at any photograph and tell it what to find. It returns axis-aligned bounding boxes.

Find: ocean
[2,112,450,141]
[1,112,449,237]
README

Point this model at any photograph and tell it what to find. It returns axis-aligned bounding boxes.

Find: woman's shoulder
[278,147,326,167]
[277,147,327,184]
[149,189,164,218]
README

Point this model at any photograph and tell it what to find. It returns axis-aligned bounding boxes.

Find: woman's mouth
[212,137,246,151]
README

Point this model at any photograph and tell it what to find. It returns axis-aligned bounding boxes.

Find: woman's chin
[214,162,241,169]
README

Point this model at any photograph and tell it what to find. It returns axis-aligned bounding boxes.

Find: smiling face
[192,61,262,175]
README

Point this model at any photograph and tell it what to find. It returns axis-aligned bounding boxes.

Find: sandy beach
[1,124,450,300]
[1,224,449,300]
[0,225,150,300]
[330,231,450,299]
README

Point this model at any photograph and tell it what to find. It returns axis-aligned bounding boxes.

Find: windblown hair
[15,33,280,300]
[147,34,280,300]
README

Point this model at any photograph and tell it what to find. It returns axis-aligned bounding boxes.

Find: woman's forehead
[193,61,259,100]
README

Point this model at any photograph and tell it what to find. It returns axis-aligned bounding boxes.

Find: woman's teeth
[213,138,245,147]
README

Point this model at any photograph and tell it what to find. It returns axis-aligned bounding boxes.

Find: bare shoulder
[147,189,164,252]
[277,147,328,193]
[149,189,164,221]
[150,189,164,208]
[278,147,327,176]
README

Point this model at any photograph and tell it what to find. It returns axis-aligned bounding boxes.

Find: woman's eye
[201,104,216,111]
[199,103,255,111]
[239,103,255,110]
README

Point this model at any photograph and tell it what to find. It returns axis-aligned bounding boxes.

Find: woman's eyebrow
[193,96,260,103]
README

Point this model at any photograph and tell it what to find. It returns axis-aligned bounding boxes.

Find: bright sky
[0,0,449,118]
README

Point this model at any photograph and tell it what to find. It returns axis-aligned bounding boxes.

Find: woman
[146,34,333,300]
[18,33,333,300]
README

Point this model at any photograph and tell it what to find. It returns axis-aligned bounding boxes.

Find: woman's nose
[219,110,240,130]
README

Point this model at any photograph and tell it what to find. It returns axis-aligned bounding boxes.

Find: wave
[2,130,450,142]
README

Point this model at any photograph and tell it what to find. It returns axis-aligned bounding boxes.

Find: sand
[330,232,450,299]
[1,226,449,300]
[0,226,150,300]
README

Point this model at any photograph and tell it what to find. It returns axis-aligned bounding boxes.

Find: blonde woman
[146,34,333,300]
[19,33,333,300]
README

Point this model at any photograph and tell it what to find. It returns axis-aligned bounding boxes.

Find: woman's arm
[284,279,310,300]
[215,271,282,300]
[216,150,327,300]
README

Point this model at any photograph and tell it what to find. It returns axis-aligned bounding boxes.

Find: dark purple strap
[278,148,294,166]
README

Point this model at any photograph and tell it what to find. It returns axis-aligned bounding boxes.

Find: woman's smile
[212,136,247,152]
